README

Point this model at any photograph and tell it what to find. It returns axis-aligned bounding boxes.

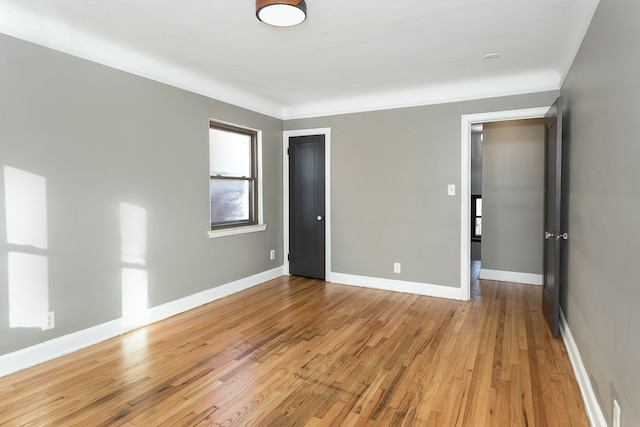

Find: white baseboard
[330,273,464,300]
[560,310,607,427]
[1,267,606,427]
[479,268,543,285]
[0,267,285,378]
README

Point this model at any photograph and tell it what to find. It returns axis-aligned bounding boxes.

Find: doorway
[283,128,332,281]
[460,107,548,300]
[289,135,325,279]
[474,119,546,287]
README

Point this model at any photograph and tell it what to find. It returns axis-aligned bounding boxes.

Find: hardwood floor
[0,275,588,426]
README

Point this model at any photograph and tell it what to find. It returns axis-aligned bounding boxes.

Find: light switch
[448,184,456,196]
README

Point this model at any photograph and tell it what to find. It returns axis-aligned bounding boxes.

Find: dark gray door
[542,97,564,338]
[289,135,325,280]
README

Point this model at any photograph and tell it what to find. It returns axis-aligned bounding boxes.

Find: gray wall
[562,0,640,424]
[481,119,544,275]
[2,4,635,421]
[0,34,283,356]
[285,91,558,288]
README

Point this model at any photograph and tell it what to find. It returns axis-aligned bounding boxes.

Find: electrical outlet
[42,311,55,331]
[270,249,276,260]
[613,399,621,427]
[394,263,401,274]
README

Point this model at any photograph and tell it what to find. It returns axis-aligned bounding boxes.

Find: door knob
[317,215,323,221]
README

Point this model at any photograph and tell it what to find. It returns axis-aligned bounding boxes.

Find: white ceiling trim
[0,3,567,121]
[559,0,601,87]
[282,70,561,120]
[0,3,284,119]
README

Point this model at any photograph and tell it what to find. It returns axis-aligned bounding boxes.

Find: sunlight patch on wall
[120,202,149,327]
[4,166,48,249]
[120,203,147,266]
[8,252,49,328]
[4,166,50,329]
[121,268,148,327]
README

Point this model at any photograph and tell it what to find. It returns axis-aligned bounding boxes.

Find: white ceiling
[0,0,599,119]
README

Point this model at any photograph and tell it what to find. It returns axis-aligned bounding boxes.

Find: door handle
[317,215,323,221]
[545,231,568,240]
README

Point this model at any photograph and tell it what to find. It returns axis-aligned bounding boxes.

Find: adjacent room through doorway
[470,118,546,290]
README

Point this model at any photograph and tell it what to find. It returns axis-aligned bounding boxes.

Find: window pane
[476,198,482,217]
[475,217,482,236]
[209,128,252,177]
[210,179,253,225]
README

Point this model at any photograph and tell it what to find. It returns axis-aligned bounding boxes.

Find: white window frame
[208,119,266,239]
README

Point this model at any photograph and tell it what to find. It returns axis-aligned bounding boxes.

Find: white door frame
[283,128,332,281]
[460,107,548,300]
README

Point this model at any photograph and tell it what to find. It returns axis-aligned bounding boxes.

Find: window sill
[208,224,267,239]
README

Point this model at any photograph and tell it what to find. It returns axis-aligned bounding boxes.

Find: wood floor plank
[0,275,588,426]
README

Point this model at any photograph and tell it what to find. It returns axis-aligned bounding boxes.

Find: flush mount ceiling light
[483,53,500,61]
[256,0,307,27]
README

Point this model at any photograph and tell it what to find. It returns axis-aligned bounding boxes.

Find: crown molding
[282,70,561,120]
[0,3,284,119]
[0,3,563,122]
[559,0,601,87]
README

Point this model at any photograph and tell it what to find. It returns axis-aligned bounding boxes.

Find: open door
[542,97,565,338]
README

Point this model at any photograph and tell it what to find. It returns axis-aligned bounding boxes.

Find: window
[209,120,265,237]
[472,195,482,240]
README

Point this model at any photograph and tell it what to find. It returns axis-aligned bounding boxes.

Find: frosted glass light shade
[256,0,307,27]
